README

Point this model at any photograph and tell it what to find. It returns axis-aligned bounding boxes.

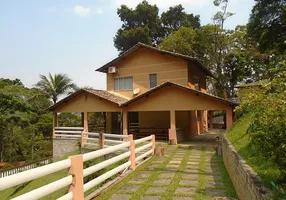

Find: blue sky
[0,0,255,90]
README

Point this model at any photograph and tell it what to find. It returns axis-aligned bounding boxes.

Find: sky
[0,0,255,90]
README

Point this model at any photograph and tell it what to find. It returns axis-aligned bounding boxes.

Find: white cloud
[115,0,211,9]
[95,8,104,15]
[73,5,91,18]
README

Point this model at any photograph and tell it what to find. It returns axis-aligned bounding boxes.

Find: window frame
[114,77,133,91]
[193,76,200,90]
[149,73,157,89]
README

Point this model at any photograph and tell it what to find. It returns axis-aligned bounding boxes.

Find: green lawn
[0,150,125,200]
[226,113,281,188]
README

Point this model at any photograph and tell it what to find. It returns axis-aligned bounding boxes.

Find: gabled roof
[95,43,214,78]
[48,88,129,111]
[120,81,237,107]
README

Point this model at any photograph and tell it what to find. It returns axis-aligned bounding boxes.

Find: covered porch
[49,82,236,145]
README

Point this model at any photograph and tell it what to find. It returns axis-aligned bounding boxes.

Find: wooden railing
[0,157,52,178]
[55,127,129,149]
[0,134,155,200]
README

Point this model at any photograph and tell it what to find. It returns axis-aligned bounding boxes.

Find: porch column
[83,112,88,132]
[81,112,84,127]
[52,112,58,138]
[226,108,233,130]
[203,110,208,132]
[169,110,177,144]
[123,110,128,135]
[209,111,213,129]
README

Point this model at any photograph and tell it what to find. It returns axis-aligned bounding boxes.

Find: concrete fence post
[68,155,84,200]
[99,133,105,149]
[151,134,156,155]
[128,134,136,171]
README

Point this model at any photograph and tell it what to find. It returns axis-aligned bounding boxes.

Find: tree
[35,73,78,104]
[247,0,286,54]
[114,1,200,53]
[161,5,200,36]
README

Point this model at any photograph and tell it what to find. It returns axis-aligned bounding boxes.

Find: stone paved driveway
[97,144,237,200]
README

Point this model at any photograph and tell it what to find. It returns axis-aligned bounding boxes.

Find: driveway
[96,143,237,200]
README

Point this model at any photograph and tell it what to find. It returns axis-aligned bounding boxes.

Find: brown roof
[95,42,214,78]
[120,81,237,107]
[48,88,129,111]
[49,82,237,111]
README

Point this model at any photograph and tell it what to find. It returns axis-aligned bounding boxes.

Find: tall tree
[161,5,200,36]
[35,73,77,104]
[247,0,286,54]
[114,1,200,53]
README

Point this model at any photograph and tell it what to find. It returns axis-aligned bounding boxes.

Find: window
[149,74,157,88]
[114,77,133,91]
[194,76,200,90]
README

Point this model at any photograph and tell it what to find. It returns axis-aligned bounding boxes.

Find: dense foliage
[236,60,286,180]
[0,78,52,162]
[114,1,200,53]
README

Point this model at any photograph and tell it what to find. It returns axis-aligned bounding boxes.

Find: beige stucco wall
[107,48,189,98]
[54,93,121,113]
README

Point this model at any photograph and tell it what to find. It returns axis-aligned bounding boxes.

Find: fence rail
[0,134,155,200]
[54,127,129,149]
[0,157,52,178]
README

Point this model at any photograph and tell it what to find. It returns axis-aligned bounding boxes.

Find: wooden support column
[83,112,88,132]
[226,108,233,130]
[122,110,128,135]
[169,110,177,144]
[204,110,208,132]
[68,155,84,200]
[52,112,58,138]
[209,111,213,130]
[81,112,84,127]
[99,133,105,149]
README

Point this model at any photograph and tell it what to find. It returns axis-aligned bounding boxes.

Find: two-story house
[49,43,235,144]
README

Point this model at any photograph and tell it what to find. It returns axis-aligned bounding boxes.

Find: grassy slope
[226,113,281,188]
[0,150,80,200]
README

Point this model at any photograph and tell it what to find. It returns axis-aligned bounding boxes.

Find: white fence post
[68,155,84,200]
[128,134,136,171]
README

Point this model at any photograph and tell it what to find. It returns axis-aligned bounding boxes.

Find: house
[49,43,236,144]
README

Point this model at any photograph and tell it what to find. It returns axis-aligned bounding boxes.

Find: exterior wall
[126,86,233,112]
[54,93,121,113]
[53,138,79,159]
[139,111,170,128]
[188,62,207,93]
[107,48,189,98]
[222,136,272,200]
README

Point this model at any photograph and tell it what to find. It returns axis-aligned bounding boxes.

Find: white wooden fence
[0,157,52,178]
[54,127,128,149]
[0,134,155,200]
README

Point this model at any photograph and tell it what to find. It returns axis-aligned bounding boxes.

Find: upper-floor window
[194,76,200,90]
[149,74,157,88]
[114,77,133,91]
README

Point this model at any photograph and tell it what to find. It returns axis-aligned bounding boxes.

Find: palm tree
[35,73,78,104]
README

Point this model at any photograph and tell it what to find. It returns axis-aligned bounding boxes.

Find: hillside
[226,113,281,188]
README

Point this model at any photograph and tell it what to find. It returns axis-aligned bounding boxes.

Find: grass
[0,149,126,200]
[226,113,281,188]
[0,150,81,200]
[97,145,237,200]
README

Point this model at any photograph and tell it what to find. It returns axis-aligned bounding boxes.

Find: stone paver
[147,186,167,193]
[110,194,131,200]
[119,185,140,192]
[175,187,196,195]
[154,179,171,185]
[97,142,236,200]
[141,196,161,200]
